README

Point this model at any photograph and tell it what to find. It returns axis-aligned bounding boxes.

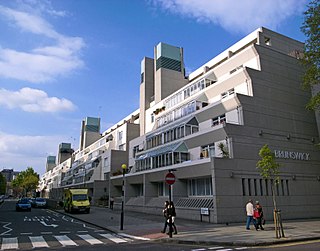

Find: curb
[158,236,320,247]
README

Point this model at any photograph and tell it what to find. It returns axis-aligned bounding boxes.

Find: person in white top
[245,199,257,230]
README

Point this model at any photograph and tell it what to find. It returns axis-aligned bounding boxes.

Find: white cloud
[0,3,84,83]
[152,0,307,34]
[0,87,76,113]
[0,131,67,175]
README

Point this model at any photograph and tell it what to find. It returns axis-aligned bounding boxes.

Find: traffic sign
[165,172,176,185]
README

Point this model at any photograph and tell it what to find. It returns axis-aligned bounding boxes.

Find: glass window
[158,182,169,196]
[118,131,123,141]
[188,178,212,196]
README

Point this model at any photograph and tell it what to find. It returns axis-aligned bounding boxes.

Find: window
[134,184,144,196]
[212,114,226,126]
[264,36,271,46]
[133,146,139,158]
[151,113,154,123]
[241,178,290,197]
[188,178,212,196]
[158,182,169,196]
[201,144,215,158]
[118,131,123,141]
[104,157,109,167]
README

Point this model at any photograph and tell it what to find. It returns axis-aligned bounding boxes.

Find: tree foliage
[300,0,320,110]
[256,144,281,210]
[256,144,280,182]
[12,167,39,196]
[0,173,6,195]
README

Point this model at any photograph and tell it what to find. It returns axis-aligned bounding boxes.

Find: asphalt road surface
[2,200,318,251]
[0,200,248,251]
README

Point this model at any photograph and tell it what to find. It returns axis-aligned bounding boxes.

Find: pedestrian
[167,201,178,234]
[245,199,257,230]
[161,201,169,233]
[110,197,114,210]
[254,201,264,230]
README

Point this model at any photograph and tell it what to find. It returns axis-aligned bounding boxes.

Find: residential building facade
[40,27,320,223]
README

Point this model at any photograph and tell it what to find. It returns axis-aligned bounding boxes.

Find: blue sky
[0,0,309,175]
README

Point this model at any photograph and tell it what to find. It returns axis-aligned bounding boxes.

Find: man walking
[246,199,257,230]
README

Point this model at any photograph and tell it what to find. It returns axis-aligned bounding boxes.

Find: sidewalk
[55,206,320,247]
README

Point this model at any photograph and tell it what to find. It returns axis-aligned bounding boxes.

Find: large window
[147,118,199,150]
[158,182,169,196]
[135,151,190,172]
[201,144,215,158]
[188,178,212,196]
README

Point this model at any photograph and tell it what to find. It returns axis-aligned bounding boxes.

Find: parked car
[16,198,32,211]
[35,197,47,208]
[28,198,36,207]
[0,195,4,204]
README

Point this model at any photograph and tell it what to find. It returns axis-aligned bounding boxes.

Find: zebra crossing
[0,232,147,250]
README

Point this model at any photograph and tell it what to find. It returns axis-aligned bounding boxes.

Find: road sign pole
[168,183,172,238]
[165,171,176,238]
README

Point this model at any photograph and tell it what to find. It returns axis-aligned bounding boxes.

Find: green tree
[0,173,6,195]
[256,145,280,210]
[256,144,284,238]
[12,167,39,197]
[300,0,320,110]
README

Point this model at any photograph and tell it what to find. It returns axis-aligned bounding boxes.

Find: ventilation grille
[156,56,181,72]
[176,198,214,208]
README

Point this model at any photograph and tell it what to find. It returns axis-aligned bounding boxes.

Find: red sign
[165,172,176,185]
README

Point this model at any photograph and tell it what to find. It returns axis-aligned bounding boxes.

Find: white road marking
[29,236,49,248]
[118,233,150,241]
[41,232,53,235]
[39,221,58,228]
[78,234,104,245]
[235,248,248,250]
[77,230,89,233]
[1,237,18,250]
[208,247,225,250]
[59,231,71,234]
[54,235,78,246]
[191,249,206,251]
[20,232,33,235]
[99,233,127,243]
[0,222,13,236]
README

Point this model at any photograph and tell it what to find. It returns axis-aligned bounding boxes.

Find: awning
[196,92,208,103]
[136,141,188,160]
[203,69,217,81]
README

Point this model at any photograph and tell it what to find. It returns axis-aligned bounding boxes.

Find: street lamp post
[120,164,127,230]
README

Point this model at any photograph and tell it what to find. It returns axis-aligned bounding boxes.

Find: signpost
[165,172,175,238]
[165,172,176,185]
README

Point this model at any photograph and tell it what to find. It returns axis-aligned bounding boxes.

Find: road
[0,200,151,250]
[250,240,320,251]
[1,200,319,250]
[0,200,245,251]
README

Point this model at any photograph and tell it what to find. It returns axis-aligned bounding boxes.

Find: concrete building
[40,113,140,205]
[40,27,320,223]
[111,27,320,223]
